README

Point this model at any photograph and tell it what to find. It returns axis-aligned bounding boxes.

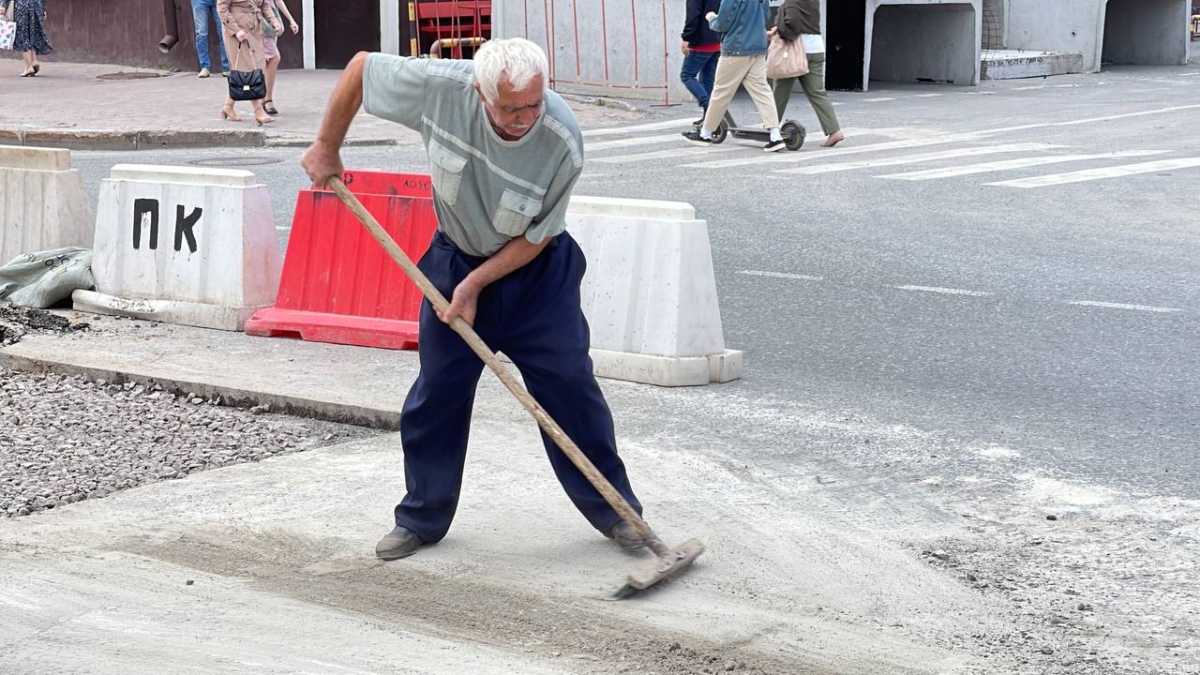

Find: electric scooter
[695,110,807,151]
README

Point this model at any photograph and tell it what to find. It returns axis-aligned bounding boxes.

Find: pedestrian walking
[7,0,52,78]
[217,0,280,125]
[771,0,844,147]
[300,38,650,561]
[681,0,722,125]
[682,0,785,152]
[191,0,230,78]
[261,0,299,115]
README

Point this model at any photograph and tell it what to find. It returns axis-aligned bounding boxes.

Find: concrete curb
[0,351,400,430]
[0,128,266,151]
[0,128,402,151]
[559,93,645,114]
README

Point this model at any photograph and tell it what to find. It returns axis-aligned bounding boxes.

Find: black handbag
[228,41,266,101]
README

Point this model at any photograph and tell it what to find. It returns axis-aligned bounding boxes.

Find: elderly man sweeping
[301,38,649,560]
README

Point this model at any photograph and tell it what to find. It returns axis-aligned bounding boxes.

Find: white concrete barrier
[567,196,742,387]
[72,165,282,331]
[0,145,93,265]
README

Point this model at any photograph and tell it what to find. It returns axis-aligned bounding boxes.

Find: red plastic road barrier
[245,171,438,350]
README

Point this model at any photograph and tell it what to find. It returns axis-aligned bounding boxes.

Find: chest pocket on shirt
[428,140,468,205]
[493,189,543,237]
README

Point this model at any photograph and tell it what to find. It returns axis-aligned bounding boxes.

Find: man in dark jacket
[681,0,722,124]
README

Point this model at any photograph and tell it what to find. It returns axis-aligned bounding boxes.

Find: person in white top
[771,0,844,147]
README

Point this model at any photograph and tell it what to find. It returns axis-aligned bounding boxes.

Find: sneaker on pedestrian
[764,139,786,153]
[682,130,713,147]
[197,67,211,78]
[375,525,423,560]
[608,521,647,552]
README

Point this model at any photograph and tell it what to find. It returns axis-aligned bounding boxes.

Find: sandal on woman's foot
[32,64,40,75]
[822,131,845,148]
[19,69,32,77]
[263,100,278,115]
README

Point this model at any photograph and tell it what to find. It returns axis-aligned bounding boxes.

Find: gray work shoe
[375,525,423,560]
[609,521,647,552]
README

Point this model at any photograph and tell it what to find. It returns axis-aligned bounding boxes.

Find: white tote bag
[0,20,16,51]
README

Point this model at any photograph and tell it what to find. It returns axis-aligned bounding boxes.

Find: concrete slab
[981,50,1084,80]
[0,313,1020,673]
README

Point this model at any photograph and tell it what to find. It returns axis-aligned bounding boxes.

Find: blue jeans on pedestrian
[192,0,230,72]
[680,50,720,109]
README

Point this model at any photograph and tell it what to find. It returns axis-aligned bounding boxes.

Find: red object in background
[414,0,491,57]
[245,171,438,350]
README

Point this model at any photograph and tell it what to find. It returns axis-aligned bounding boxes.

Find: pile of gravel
[0,369,380,518]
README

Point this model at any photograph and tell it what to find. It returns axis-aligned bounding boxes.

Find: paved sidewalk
[0,61,653,151]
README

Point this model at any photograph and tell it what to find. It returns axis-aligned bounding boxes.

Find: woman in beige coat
[217,0,281,125]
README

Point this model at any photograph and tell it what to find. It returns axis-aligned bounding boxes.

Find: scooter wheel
[710,122,728,144]
[782,121,806,151]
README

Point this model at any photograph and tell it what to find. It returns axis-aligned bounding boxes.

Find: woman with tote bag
[771,0,844,147]
[7,0,53,77]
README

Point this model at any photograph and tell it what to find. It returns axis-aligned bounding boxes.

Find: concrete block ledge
[590,348,744,387]
[72,291,266,332]
[0,127,266,151]
[0,349,399,430]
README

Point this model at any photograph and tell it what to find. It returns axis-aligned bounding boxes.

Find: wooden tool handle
[328,178,667,557]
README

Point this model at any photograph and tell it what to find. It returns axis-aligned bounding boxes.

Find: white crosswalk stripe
[680,132,986,170]
[775,143,1060,175]
[987,157,1200,188]
[577,119,1200,191]
[593,145,741,164]
[878,150,1169,181]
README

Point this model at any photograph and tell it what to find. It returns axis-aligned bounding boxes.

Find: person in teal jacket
[681,0,784,152]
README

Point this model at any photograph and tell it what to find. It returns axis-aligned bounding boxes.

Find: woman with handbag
[261,0,299,115]
[771,0,844,147]
[217,0,281,125]
[7,0,53,77]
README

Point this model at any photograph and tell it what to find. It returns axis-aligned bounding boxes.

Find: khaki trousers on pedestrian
[702,54,780,133]
[773,53,841,136]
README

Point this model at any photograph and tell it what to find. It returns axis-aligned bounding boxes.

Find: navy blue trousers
[395,231,643,543]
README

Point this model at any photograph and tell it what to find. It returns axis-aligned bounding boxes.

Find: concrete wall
[1006,0,1189,72]
[494,0,688,102]
[1103,0,1191,66]
[867,1,981,88]
[1005,0,1103,71]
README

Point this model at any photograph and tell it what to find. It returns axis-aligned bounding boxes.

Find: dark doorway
[826,0,867,91]
[315,0,381,69]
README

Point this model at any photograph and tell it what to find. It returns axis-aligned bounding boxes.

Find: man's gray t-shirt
[362,54,584,258]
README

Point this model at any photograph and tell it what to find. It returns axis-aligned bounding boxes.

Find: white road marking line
[586,133,689,151]
[1068,301,1183,313]
[982,104,1200,135]
[878,150,1169,181]
[739,270,824,281]
[913,93,943,98]
[987,157,1200,188]
[894,285,992,297]
[864,97,896,102]
[1012,86,1045,91]
[593,145,740,163]
[681,132,987,169]
[581,118,696,137]
[776,143,1060,175]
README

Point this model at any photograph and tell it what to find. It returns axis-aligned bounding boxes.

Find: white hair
[474,38,549,101]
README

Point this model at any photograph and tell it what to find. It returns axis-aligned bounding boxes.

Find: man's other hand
[301,141,345,188]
